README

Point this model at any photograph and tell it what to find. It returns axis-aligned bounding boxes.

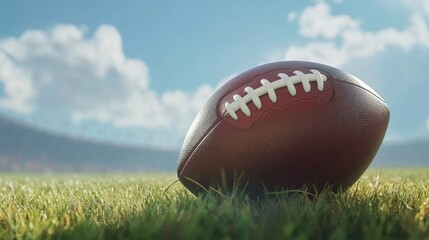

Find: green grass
[0,169,428,240]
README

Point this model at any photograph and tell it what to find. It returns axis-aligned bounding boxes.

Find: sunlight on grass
[0,170,428,239]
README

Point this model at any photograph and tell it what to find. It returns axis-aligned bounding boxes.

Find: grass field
[0,169,428,240]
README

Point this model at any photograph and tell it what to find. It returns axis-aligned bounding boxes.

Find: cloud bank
[285,2,429,67]
[0,25,214,132]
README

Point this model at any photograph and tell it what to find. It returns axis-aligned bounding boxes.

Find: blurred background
[0,0,428,172]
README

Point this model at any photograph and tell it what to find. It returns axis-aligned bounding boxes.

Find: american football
[3,2,429,238]
[178,61,390,196]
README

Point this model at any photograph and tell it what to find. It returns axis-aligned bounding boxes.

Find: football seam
[178,119,223,179]
[232,93,335,129]
[177,118,222,176]
[335,80,387,104]
[223,70,327,120]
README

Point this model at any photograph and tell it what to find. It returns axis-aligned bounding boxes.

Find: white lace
[224,69,327,120]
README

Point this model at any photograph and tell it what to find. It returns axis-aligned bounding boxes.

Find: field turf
[0,169,428,240]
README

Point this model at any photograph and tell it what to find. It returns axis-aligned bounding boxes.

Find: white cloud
[0,51,34,113]
[0,24,214,132]
[284,2,429,67]
[402,0,429,16]
[287,12,297,22]
[298,2,359,39]
[285,42,348,67]
[408,13,429,46]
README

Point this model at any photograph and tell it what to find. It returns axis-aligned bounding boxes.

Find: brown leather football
[178,61,389,196]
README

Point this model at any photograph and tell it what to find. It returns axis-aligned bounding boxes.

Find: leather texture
[177,61,390,196]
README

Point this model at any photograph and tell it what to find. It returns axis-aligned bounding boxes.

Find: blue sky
[0,0,428,149]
